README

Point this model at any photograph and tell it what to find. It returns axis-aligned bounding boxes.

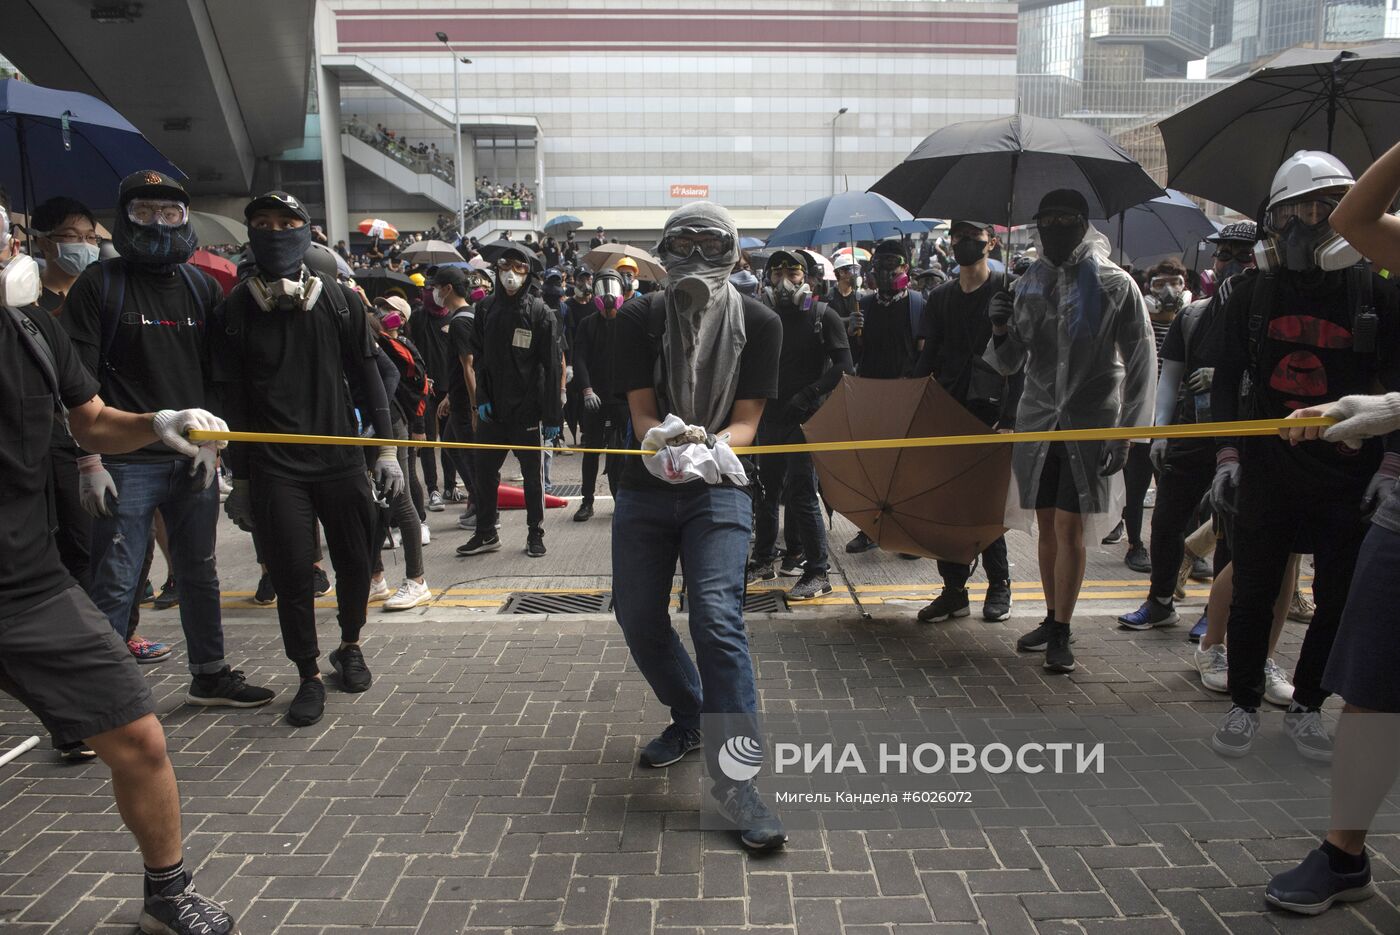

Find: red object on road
[497,484,568,509]
[188,249,237,295]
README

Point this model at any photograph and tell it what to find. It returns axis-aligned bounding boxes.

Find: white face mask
[0,252,42,307]
[500,270,524,294]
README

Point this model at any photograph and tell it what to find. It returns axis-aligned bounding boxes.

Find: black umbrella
[1159,43,1400,216]
[870,114,1164,228]
[1089,189,1218,269]
[353,267,415,301]
[477,239,544,273]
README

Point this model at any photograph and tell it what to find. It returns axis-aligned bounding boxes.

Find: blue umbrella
[766,192,931,248]
[0,79,184,212]
[739,236,766,250]
[543,214,583,235]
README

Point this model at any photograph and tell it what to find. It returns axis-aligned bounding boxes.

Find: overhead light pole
[436,31,470,238]
[831,107,849,196]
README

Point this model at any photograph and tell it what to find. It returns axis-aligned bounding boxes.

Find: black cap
[1206,220,1257,244]
[949,219,994,235]
[872,239,908,263]
[1034,189,1089,219]
[244,191,310,223]
[429,266,468,287]
[119,170,188,207]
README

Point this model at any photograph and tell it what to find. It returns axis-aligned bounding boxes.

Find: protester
[407,276,455,511]
[987,189,1156,674]
[615,256,641,303]
[912,220,1019,623]
[1,194,239,933]
[432,266,484,530]
[571,268,627,520]
[611,202,786,850]
[747,249,852,601]
[827,252,862,321]
[455,242,562,559]
[213,191,402,727]
[1207,152,1400,762]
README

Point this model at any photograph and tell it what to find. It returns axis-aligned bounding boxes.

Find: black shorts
[0,586,154,746]
[1034,442,1082,513]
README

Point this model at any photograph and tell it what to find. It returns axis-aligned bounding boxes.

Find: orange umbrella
[357,218,399,240]
[802,375,1012,564]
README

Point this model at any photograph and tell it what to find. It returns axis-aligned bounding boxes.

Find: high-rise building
[1207,0,1397,77]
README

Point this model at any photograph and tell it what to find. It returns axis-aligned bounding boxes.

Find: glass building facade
[1207,0,1392,76]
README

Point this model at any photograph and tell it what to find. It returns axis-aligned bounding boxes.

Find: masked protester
[843,240,924,554]
[912,220,1021,624]
[746,250,852,601]
[561,269,596,445]
[0,188,240,935]
[211,191,401,728]
[571,269,629,520]
[827,252,862,321]
[612,202,786,851]
[407,270,459,511]
[60,171,272,707]
[431,266,484,531]
[1206,151,1400,763]
[987,188,1157,674]
[455,242,563,559]
[615,256,641,302]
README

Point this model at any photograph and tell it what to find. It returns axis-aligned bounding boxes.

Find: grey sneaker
[640,724,703,767]
[140,874,238,935]
[712,781,788,851]
[788,570,832,602]
[1284,705,1333,762]
[745,561,776,587]
[1212,705,1259,757]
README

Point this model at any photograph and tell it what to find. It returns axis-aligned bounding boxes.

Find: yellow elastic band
[188,417,1332,457]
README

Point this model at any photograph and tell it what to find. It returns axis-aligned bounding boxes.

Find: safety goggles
[1214,247,1254,264]
[1149,275,1185,291]
[495,257,530,275]
[126,199,188,227]
[873,254,908,272]
[768,260,804,278]
[1267,197,1338,232]
[660,227,732,261]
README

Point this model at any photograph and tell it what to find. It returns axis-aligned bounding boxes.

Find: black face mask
[1038,222,1087,266]
[113,212,197,271]
[952,239,988,267]
[248,225,313,280]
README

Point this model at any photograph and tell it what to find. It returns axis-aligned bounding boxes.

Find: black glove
[224,479,255,532]
[1211,448,1241,519]
[1098,439,1130,477]
[784,387,822,423]
[988,291,1014,329]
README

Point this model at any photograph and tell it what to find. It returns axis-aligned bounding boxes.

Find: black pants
[474,421,545,536]
[580,402,627,503]
[418,392,456,495]
[937,537,1010,591]
[752,424,829,574]
[251,469,375,672]
[1227,438,1369,710]
[442,397,481,509]
[1148,441,1229,599]
[49,446,90,588]
[1122,441,1153,546]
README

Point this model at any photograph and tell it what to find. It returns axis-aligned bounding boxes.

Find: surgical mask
[952,239,988,267]
[0,251,41,306]
[1038,222,1087,266]
[432,286,449,306]
[53,241,99,277]
[248,225,312,280]
[500,270,524,294]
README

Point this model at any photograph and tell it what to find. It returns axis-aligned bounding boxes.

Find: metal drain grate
[548,483,583,497]
[680,590,788,614]
[500,591,612,614]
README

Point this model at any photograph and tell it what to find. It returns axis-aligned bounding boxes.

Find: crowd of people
[4,134,1400,931]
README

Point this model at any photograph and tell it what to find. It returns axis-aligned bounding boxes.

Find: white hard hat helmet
[1265,150,1354,212]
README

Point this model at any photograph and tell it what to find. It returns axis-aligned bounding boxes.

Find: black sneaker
[1189,556,1214,581]
[329,644,373,693]
[1211,705,1259,757]
[573,502,594,522]
[138,580,156,606]
[640,723,703,767]
[918,587,970,623]
[1101,520,1125,545]
[712,781,788,851]
[1117,598,1179,631]
[1124,544,1151,574]
[983,579,1013,622]
[253,573,277,606]
[1266,847,1374,916]
[845,531,877,554]
[153,579,179,610]
[777,553,806,577]
[1043,622,1076,673]
[457,532,501,556]
[746,560,776,586]
[526,531,547,558]
[427,490,445,512]
[313,567,332,598]
[186,668,275,708]
[140,873,238,935]
[788,570,832,602]
[286,678,326,727]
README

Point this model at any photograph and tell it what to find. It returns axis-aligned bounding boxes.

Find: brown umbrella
[580,242,668,282]
[802,375,1012,564]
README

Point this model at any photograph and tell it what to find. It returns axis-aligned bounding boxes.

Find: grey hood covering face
[661,201,747,432]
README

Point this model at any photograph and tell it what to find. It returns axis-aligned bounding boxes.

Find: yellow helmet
[615,256,639,276]
[409,272,426,287]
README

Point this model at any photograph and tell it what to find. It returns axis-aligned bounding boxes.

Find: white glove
[641,413,689,452]
[1321,393,1400,446]
[152,409,228,458]
[1186,367,1214,393]
[190,443,219,490]
[565,365,575,384]
[77,454,118,517]
[583,388,601,411]
[373,446,406,499]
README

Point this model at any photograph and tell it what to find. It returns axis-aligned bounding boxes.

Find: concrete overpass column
[314,5,349,244]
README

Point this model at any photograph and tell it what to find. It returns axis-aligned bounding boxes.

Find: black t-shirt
[613,294,781,491]
[407,306,453,393]
[62,260,217,462]
[772,301,849,406]
[0,306,100,618]
[855,292,918,379]
[209,282,376,481]
[470,292,560,426]
[37,289,80,454]
[445,306,475,406]
[1157,298,1220,426]
[573,309,620,401]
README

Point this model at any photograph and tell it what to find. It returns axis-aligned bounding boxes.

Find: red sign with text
[669,184,709,199]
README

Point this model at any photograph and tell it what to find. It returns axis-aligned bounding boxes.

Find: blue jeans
[611,484,759,775]
[87,459,225,675]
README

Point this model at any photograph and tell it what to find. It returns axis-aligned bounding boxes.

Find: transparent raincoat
[984,228,1156,540]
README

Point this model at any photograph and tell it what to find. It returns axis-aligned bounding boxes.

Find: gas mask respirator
[249,271,323,313]
[0,208,41,307]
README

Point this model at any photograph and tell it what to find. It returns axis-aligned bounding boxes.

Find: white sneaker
[1264,658,1296,706]
[368,577,392,602]
[420,523,431,545]
[1144,485,1156,508]
[389,528,402,550]
[384,578,431,611]
[1195,643,1229,693]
